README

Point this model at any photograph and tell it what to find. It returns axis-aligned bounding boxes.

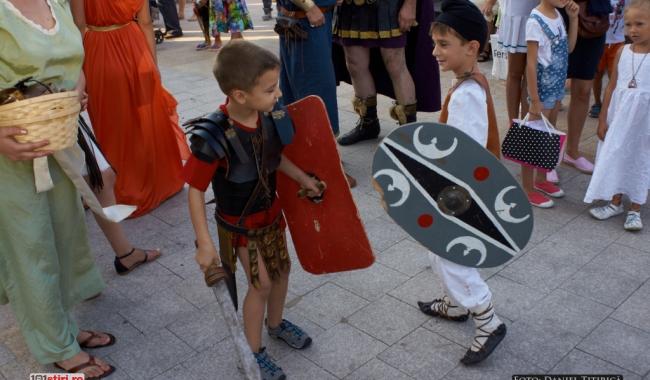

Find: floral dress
[210,0,253,34]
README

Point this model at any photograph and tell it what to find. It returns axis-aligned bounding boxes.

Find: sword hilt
[195,239,229,287]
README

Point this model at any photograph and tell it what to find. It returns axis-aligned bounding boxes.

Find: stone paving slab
[2,2,650,379]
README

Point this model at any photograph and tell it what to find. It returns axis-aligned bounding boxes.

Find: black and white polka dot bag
[501,114,565,172]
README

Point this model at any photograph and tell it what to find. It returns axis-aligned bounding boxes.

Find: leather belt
[86,23,129,32]
[280,6,333,19]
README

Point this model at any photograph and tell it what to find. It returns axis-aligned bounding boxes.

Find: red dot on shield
[474,166,490,181]
[418,214,434,228]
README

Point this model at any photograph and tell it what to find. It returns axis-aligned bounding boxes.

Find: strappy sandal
[477,50,491,63]
[79,331,116,348]
[114,248,162,275]
[55,355,116,379]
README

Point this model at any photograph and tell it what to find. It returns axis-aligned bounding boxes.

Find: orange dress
[82,0,190,218]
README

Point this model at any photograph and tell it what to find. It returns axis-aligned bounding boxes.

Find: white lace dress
[585,45,650,205]
[497,0,539,54]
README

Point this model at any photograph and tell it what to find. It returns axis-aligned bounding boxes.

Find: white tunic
[585,45,650,205]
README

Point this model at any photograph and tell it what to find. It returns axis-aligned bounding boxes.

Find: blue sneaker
[237,347,286,380]
[589,103,601,118]
[266,318,312,349]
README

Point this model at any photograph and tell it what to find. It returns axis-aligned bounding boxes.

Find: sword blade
[212,281,261,380]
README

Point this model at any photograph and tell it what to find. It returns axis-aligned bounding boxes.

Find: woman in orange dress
[70,0,190,218]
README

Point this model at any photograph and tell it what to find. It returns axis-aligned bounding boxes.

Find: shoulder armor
[184,113,230,163]
[267,103,295,145]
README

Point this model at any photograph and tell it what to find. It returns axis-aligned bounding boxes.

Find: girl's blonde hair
[626,0,650,14]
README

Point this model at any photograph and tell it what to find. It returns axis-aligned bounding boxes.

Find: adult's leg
[157,0,183,35]
[0,159,106,371]
[379,47,416,105]
[344,46,375,99]
[592,69,605,105]
[566,78,593,159]
[505,52,527,120]
[86,170,162,269]
[231,32,243,39]
[178,0,186,19]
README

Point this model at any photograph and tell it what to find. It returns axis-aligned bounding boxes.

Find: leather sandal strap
[79,331,101,347]
[143,250,149,263]
[116,247,135,260]
[66,355,100,374]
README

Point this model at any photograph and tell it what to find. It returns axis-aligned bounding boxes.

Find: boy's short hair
[429,21,469,46]
[213,40,281,96]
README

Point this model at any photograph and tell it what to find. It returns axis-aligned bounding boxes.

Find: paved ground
[2,3,650,380]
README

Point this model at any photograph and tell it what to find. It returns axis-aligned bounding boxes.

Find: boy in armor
[180,40,322,380]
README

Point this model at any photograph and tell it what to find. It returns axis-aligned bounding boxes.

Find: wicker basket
[0,91,80,151]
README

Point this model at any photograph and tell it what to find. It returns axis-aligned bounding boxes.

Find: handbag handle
[521,113,556,136]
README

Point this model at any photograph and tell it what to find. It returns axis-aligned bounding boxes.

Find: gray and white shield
[371,122,534,268]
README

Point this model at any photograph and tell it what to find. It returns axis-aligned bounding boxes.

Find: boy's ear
[231,89,247,104]
[467,40,481,56]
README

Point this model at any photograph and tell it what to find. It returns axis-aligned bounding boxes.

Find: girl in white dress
[498,0,540,121]
[585,0,650,231]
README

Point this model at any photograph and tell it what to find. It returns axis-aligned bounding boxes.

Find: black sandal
[114,248,162,275]
[478,50,491,63]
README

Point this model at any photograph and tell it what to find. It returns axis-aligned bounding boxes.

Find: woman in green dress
[0,0,115,378]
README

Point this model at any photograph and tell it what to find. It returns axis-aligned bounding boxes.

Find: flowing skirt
[83,22,190,218]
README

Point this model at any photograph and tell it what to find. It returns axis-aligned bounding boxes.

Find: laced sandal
[114,248,162,275]
[55,355,116,379]
[78,331,116,348]
[417,295,470,321]
[459,304,507,365]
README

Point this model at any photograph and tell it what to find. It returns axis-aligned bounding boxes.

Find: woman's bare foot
[77,331,113,348]
[56,351,112,378]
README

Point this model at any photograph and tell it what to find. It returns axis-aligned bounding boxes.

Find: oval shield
[371,122,534,268]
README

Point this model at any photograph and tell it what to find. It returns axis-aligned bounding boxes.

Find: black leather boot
[337,96,380,146]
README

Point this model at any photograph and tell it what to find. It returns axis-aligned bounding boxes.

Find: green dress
[0,0,105,364]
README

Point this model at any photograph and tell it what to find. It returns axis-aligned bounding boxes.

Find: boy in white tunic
[417,0,506,366]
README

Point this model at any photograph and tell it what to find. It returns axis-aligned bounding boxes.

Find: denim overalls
[529,13,568,109]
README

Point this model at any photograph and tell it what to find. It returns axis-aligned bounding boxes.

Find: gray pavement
[2,2,650,379]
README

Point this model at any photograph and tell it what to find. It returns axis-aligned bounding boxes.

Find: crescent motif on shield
[413,125,458,160]
[373,169,410,207]
[494,186,530,224]
[446,236,488,266]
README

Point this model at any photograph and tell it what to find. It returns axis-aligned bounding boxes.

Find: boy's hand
[566,1,579,19]
[529,100,543,117]
[597,120,609,141]
[300,174,323,198]
[195,244,221,273]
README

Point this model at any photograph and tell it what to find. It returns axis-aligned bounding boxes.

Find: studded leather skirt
[333,0,404,40]
[216,212,290,290]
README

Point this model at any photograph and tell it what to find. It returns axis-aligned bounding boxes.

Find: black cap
[436,0,488,52]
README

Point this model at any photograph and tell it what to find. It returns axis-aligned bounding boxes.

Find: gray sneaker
[266,318,312,349]
[237,347,286,380]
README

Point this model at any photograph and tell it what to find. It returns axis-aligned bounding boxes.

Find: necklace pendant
[628,78,638,89]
